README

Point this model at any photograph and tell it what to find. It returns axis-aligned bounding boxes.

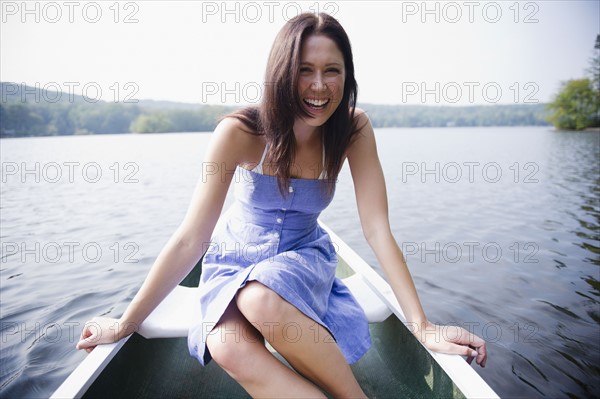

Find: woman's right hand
[75,317,135,353]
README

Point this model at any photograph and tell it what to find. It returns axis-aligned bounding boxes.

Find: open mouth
[303,98,330,111]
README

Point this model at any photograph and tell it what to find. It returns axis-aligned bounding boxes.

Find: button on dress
[187,156,371,366]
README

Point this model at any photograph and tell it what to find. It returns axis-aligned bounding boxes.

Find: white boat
[51,221,499,399]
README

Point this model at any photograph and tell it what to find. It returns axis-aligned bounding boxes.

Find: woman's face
[297,34,346,127]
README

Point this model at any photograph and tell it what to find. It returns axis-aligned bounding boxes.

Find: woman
[77,12,487,398]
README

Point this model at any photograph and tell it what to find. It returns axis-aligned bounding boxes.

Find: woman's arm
[346,110,487,367]
[76,117,247,351]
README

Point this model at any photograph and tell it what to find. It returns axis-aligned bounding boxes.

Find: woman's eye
[299,67,341,75]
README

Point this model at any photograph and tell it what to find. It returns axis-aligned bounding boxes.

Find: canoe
[51,221,499,398]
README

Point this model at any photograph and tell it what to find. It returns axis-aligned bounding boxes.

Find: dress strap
[251,143,269,174]
[318,142,326,180]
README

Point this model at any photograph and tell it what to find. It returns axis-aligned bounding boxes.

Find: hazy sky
[1,1,598,105]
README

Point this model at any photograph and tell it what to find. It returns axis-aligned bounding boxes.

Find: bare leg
[206,300,326,398]
[236,281,367,399]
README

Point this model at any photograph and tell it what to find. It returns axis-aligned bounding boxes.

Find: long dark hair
[222,12,362,195]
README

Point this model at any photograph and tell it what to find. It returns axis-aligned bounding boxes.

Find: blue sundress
[187,150,371,366]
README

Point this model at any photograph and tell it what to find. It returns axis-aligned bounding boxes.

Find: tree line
[0,83,235,138]
[0,83,553,138]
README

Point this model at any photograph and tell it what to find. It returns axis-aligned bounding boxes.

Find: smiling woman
[225,12,361,193]
[74,12,488,398]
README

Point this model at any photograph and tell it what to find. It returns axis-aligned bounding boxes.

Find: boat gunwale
[50,336,131,399]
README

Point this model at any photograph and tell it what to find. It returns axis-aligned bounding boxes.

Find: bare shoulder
[353,107,370,125]
[353,108,375,139]
[347,107,375,156]
[353,106,367,118]
[213,116,253,143]
[210,116,264,165]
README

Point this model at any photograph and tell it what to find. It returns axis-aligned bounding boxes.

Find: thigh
[235,281,366,398]
[207,298,265,351]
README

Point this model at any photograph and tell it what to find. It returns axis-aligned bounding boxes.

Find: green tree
[547,79,598,130]
[547,36,600,130]
[0,104,45,137]
[130,113,174,133]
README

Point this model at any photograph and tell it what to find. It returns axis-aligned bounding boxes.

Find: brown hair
[223,12,362,195]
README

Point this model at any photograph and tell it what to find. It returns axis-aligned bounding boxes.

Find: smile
[303,98,330,110]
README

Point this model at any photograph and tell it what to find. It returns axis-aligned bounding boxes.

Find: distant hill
[0,83,207,110]
[360,103,550,128]
[0,82,550,138]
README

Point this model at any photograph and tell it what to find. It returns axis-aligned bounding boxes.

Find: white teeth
[304,98,329,107]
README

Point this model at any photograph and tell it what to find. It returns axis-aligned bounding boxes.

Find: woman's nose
[311,73,326,91]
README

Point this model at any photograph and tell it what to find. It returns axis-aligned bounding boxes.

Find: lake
[1,127,598,398]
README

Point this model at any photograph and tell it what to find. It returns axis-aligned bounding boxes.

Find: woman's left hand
[415,321,487,367]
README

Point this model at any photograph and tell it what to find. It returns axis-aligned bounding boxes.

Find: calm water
[1,127,598,398]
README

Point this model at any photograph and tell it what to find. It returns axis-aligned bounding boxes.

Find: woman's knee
[206,324,262,380]
[236,281,289,324]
